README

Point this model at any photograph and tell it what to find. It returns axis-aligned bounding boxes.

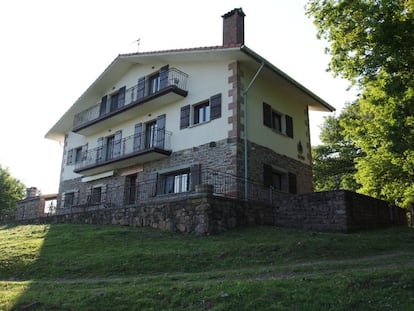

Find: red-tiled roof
[119,44,242,58]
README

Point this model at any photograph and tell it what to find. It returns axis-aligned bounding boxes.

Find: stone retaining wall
[274,190,407,232]
[18,188,407,234]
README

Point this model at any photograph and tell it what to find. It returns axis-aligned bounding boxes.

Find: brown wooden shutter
[159,65,169,89]
[285,115,293,138]
[66,149,74,165]
[118,86,126,108]
[263,102,272,128]
[288,172,297,194]
[137,77,145,99]
[81,144,88,161]
[96,137,104,162]
[113,130,122,157]
[134,123,143,151]
[156,114,166,148]
[263,163,273,188]
[99,95,108,116]
[190,164,201,191]
[210,93,222,120]
[180,105,190,129]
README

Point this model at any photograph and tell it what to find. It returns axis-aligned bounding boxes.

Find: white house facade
[46,8,334,213]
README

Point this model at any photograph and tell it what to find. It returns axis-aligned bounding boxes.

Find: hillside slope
[1,224,413,310]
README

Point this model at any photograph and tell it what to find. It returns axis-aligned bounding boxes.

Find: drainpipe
[242,62,264,201]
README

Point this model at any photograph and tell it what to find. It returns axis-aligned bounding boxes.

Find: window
[180,93,222,129]
[263,164,297,194]
[109,86,126,112]
[164,170,190,194]
[125,174,137,204]
[194,101,210,124]
[110,92,119,111]
[67,145,87,165]
[145,120,157,148]
[74,147,83,164]
[64,192,75,207]
[158,165,200,195]
[149,73,160,94]
[96,130,122,162]
[106,135,115,160]
[263,102,293,138]
[91,187,102,204]
[134,114,166,150]
[271,111,282,132]
[271,171,283,191]
[151,66,169,94]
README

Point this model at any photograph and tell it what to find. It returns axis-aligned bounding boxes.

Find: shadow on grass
[6,224,414,310]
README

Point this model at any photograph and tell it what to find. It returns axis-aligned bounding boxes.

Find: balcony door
[149,65,169,95]
[106,135,115,160]
[96,130,122,162]
[145,121,157,149]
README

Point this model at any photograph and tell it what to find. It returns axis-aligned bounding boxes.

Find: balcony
[74,129,172,176]
[73,67,188,135]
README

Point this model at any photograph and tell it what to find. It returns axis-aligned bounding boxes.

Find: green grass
[0,224,413,310]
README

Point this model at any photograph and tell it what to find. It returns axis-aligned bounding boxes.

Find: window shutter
[285,115,294,138]
[288,172,297,194]
[96,137,104,162]
[137,77,146,99]
[134,123,143,151]
[263,163,273,188]
[210,93,222,120]
[113,130,122,157]
[180,105,190,129]
[263,102,272,128]
[156,114,166,148]
[99,95,108,116]
[66,149,74,165]
[118,86,126,108]
[159,65,169,90]
[190,164,201,191]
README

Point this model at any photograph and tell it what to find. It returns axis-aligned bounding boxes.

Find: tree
[312,114,361,192]
[0,165,25,217]
[306,0,414,89]
[307,0,414,206]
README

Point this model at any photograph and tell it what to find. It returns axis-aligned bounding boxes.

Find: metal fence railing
[73,67,189,129]
[56,168,289,215]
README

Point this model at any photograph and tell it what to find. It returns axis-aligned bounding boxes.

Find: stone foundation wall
[16,197,46,220]
[29,189,273,235]
[19,188,406,235]
[274,190,407,232]
[248,141,313,193]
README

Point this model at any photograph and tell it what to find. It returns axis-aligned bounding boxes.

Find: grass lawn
[0,224,413,310]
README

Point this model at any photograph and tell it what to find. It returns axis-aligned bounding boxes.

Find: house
[46,8,334,218]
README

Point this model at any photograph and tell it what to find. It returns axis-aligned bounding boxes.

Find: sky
[0,0,356,195]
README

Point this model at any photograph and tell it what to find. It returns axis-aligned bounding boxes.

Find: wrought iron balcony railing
[73,67,188,131]
[74,129,172,173]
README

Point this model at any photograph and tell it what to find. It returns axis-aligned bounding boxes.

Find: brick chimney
[26,187,38,199]
[222,8,245,46]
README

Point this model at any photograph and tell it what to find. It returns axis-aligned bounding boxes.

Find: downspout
[242,62,264,200]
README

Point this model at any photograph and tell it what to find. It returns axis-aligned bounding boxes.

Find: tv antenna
[131,38,141,52]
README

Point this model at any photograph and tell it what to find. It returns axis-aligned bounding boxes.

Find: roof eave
[240,45,335,112]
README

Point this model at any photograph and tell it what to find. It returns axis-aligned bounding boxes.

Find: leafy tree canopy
[307,0,414,206]
[312,114,362,192]
[0,165,25,217]
[306,0,414,90]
